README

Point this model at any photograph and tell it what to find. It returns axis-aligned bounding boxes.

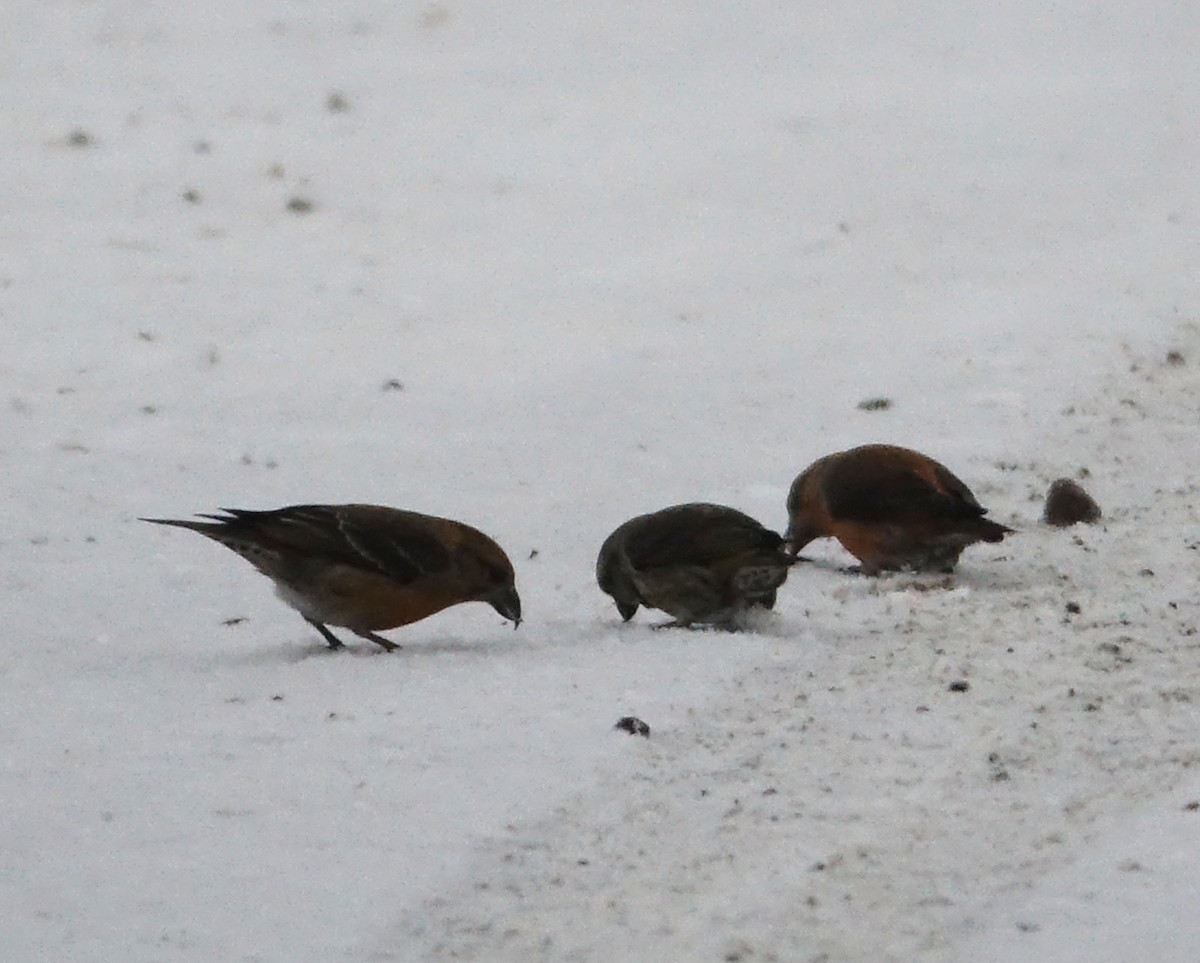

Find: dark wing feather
[624,504,783,571]
[926,461,986,513]
[823,459,985,524]
[219,505,452,584]
[331,508,456,583]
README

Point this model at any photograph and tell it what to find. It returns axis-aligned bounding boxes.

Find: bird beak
[489,585,522,628]
[784,520,816,556]
[616,599,639,622]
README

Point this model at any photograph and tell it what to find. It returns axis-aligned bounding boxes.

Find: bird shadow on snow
[583,610,809,642]
[205,607,827,669]
[193,564,1037,671]
[212,629,536,668]
[790,554,1029,594]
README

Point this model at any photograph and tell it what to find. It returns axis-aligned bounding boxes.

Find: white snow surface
[3,2,1199,960]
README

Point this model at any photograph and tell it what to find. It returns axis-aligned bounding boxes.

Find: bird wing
[624,505,783,571]
[220,505,454,584]
[823,457,985,523]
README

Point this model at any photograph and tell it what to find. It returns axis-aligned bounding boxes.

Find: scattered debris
[1065,601,1081,615]
[67,128,94,147]
[1096,640,1133,665]
[239,455,279,469]
[614,716,650,738]
[1043,477,1102,527]
[948,680,970,693]
[182,188,202,204]
[381,378,405,392]
[326,91,351,113]
[1166,350,1186,366]
[856,396,893,411]
[286,196,315,214]
[222,617,247,626]
[528,548,539,559]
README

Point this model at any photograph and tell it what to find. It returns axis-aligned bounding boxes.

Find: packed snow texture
[3,2,1198,961]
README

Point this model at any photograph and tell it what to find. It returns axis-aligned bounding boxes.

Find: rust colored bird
[142,504,521,651]
[785,444,1013,574]
[596,503,793,628]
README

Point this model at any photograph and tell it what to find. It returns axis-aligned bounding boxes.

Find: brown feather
[597,503,791,627]
[786,445,1013,573]
[143,504,521,650]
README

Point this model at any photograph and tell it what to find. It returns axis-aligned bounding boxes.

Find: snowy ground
[3,2,1198,961]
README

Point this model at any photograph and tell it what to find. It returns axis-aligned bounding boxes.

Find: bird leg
[305,618,347,650]
[354,630,401,653]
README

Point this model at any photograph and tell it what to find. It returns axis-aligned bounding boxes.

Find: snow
[3,1,1198,960]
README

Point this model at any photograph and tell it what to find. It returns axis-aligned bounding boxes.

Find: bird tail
[975,518,1015,543]
[140,515,234,537]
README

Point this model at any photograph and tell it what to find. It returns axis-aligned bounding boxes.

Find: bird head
[614,596,639,621]
[784,460,827,554]
[487,583,522,627]
[596,530,641,622]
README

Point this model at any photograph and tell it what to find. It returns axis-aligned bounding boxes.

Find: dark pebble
[1044,478,1102,527]
[614,716,650,737]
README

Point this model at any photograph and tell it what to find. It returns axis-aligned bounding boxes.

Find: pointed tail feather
[976,518,1015,543]
[140,516,231,537]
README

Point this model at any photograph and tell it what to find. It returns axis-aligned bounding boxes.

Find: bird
[142,504,521,651]
[596,503,793,629]
[784,444,1014,574]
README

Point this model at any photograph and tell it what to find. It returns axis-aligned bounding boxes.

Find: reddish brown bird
[785,444,1013,574]
[597,503,793,628]
[143,504,521,650]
